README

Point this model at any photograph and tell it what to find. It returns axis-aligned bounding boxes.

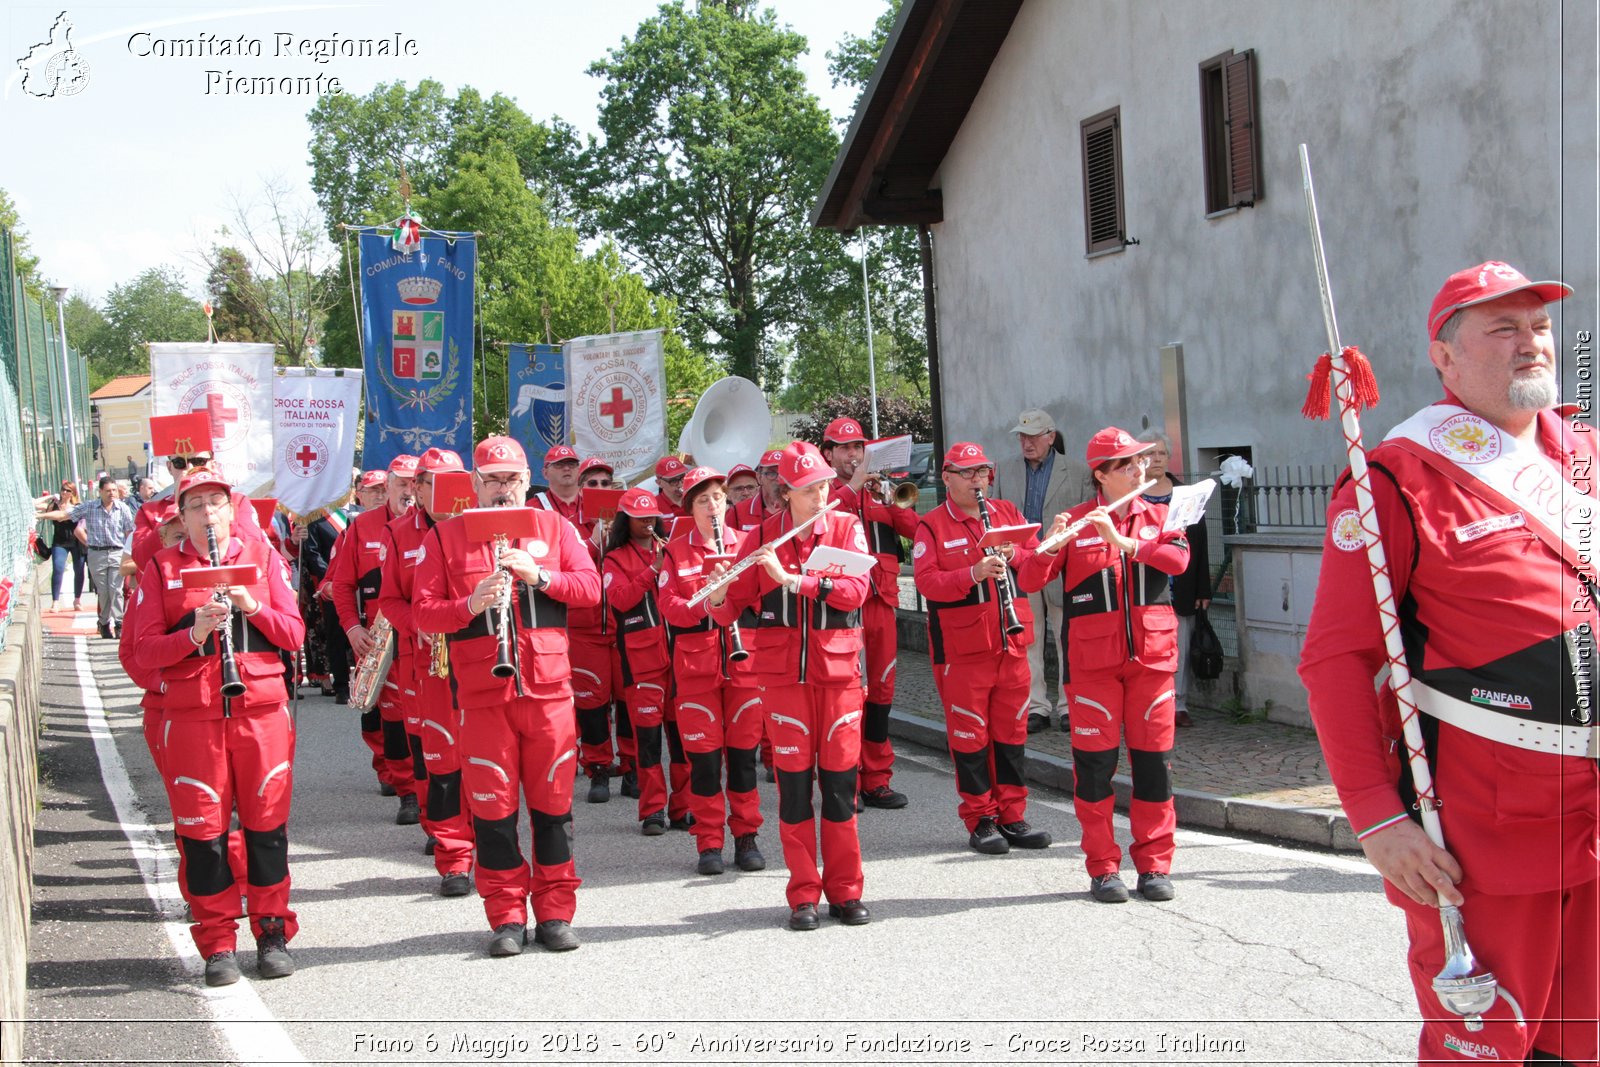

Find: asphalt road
[24,631,1423,1066]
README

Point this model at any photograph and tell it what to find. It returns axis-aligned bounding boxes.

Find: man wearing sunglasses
[130,447,267,577]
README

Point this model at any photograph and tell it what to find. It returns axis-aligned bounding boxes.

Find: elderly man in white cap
[996,409,1077,734]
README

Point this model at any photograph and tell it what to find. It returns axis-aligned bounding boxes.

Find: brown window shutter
[1081,108,1125,254]
[1223,49,1260,206]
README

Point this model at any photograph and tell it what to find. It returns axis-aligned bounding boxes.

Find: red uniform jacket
[132,487,266,575]
[654,491,686,520]
[131,535,304,719]
[1017,493,1189,676]
[912,498,1038,664]
[532,490,604,632]
[732,494,776,533]
[411,508,600,709]
[118,577,163,711]
[603,540,672,685]
[328,503,408,633]
[709,508,871,687]
[376,506,438,685]
[834,477,920,608]
[659,523,755,692]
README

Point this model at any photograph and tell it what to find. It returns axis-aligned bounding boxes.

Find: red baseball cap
[473,436,527,474]
[823,417,867,445]
[177,469,233,505]
[942,442,993,470]
[757,448,784,469]
[1427,261,1572,340]
[358,470,388,489]
[544,445,579,465]
[726,463,757,483]
[655,456,688,481]
[154,499,182,525]
[779,441,833,489]
[618,487,665,517]
[388,454,420,477]
[681,466,726,501]
[1085,426,1153,468]
[418,448,464,474]
[578,456,614,479]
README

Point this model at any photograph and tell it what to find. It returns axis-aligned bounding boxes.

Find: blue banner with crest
[357,229,476,471]
[507,343,566,459]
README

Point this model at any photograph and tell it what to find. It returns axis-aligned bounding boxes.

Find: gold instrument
[687,499,841,609]
[861,473,919,508]
[349,612,397,710]
[428,633,450,678]
[490,535,517,679]
[1034,480,1158,554]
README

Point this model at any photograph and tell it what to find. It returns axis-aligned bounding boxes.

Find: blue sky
[2,1,881,301]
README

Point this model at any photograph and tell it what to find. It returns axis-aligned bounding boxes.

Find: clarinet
[711,515,749,663]
[204,523,248,698]
[973,489,1024,637]
[490,534,517,678]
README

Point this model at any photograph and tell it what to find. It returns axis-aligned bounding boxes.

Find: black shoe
[487,922,526,957]
[440,871,472,897]
[378,781,397,797]
[788,903,819,931]
[204,950,240,987]
[641,810,668,836]
[533,919,580,952]
[1026,712,1050,735]
[1090,873,1131,903]
[255,918,294,979]
[396,794,421,825]
[669,812,695,831]
[968,816,1010,855]
[860,785,908,810]
[696,849,725,876]
[827,899,871,925]
[619,771,640,798]
[586,770,610,804]
[1137,871,1176,901]
[997,819,1052,849]
[733,833,765,872]
[764,765,776,784]
[423,835,437,856]
[1175,709,1195,728]
[335,692,349,706]
[97,624,111,639]
[1059,715,1071,735]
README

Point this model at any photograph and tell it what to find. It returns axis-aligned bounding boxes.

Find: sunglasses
[169,455,213,470]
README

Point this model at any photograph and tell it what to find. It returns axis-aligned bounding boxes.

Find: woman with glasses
[1020,427,1190,905]
[36,480,87,611]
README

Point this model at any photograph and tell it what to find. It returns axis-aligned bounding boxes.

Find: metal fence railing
[1224,464,1337,533]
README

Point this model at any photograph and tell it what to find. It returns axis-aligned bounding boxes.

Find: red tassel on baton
[1300,346,1381,420]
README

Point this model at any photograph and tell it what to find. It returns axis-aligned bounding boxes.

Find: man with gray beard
[1299,262,1595,1064]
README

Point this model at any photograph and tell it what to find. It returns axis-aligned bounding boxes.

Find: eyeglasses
[182,494,231,514]
[660,476,685,488]
[944,467,993,480]
[170,455,212,470]
[582,478,613,488]
[479,473,523,489]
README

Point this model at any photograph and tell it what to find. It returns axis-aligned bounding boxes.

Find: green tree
[204,246,271,344]
[826,0,902,101]
[0,187,45,298]
[586,1,843,389]
[92,266,207,384]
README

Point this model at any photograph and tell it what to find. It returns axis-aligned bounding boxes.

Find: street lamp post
[47,285,82,490]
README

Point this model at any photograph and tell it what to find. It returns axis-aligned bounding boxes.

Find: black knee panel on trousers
[529,808,574,866]
[993,741,1027,787]
[664,719,686,764]
[952,747,992,798]
[428,769,462,821]
[614,700,634,741]
[635,724,664,768]
[179,833,235,897]
[474,812,523,871]
[359,708,380,735]
[818,767,858,823]
[577,704,611,746]
[688,749,723,797]
[1128,748,1174,802]
[1527,1050,1576,1065]
[863,701,892,744]
[776,769,814,824]
[725,746,758,794]
[407,732,428,782]
[382,718,410,761]
[1073,747,1118,803]
[243,823,289,887]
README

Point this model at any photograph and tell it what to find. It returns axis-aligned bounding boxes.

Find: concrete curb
[888,708,1358,853]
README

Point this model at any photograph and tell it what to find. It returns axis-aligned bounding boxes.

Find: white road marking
[71,636,308,1065]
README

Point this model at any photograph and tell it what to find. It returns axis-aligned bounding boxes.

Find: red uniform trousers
[675,683,764,853]
[932,650,1032,829]
[764,683,865,909]
[148,708,248,895]
[1397,878,1598,1064]
[378,670,419,802]
[619,665,680,821]
[415,669,475,876]
[164,707,297,958]
[460,692,580,929]
[859,597,898,792]
[1068,661,1176,877]
[571,627,633,775]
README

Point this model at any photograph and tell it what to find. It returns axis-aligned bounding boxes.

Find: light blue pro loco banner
[357,230,476,471]
[507,343,566,458]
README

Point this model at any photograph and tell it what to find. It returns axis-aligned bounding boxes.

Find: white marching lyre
[677,376,771,474]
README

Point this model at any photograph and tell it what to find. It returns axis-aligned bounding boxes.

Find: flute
[1035,480,1157,554]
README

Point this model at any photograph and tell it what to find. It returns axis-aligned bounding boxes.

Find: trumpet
[1034,480,1157,555]
[204,523,248,698]
[861,472,919,508]
[490,534,516,679]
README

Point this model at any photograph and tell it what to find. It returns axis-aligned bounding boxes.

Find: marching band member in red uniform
[603,489,686,834]
[653,455,689,520]
[529,445,582,520]
[658,467,767,876]
[822,418,914,810]
[1019,428,1189,904]
[377,448,475,896]
[724,464,760,510]
[732,448,785,534]
[412,436,600,957]
[329,454,420,817]
[130,445,267,577]
[131,469,305,987]
[1300,263,1596,1064]
[708,441,873,930]
[913,443,1052,855]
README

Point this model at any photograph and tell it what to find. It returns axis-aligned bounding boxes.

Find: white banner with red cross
[149,342,276,494]
[270,367,366,520]
[565,329,666,484]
